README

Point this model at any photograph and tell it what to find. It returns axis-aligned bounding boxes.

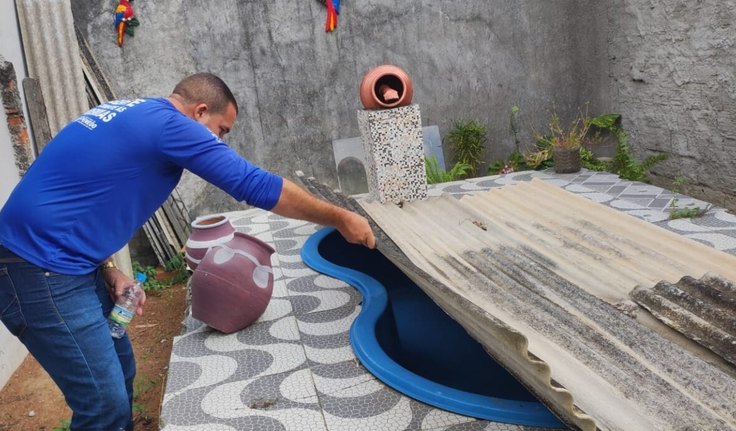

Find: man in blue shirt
[0,73,375,430]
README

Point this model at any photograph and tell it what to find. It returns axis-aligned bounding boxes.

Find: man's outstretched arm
[270,178,376,249]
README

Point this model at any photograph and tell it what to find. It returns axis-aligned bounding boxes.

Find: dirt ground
[0,271,188,431]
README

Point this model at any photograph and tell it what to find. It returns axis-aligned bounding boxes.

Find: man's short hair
[172,73,238,115]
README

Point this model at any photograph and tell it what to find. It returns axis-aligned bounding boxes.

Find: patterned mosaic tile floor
[160,169,736,430]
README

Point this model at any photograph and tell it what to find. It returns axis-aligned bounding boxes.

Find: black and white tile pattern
[357,105,429,205]
[161,169,736,430]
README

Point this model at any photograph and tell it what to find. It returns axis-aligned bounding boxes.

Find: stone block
[357,104,428,204]
[332,125,443,196]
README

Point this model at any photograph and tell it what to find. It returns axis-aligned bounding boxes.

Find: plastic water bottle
[108,272,147,339]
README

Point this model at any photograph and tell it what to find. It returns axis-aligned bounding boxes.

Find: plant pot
[359,65,413,110]
[185,215,236,270]
[553,147,581,174]
[190,232,276,333]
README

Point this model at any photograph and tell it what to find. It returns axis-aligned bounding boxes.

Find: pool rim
[301,227,563,428]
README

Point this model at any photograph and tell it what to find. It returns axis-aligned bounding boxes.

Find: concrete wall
[0,0,29,390]
[606,0,736,209]
[70,1,736,214]
[70,0,610,216]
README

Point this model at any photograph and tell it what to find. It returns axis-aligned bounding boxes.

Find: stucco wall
[70,1,736,214]
[71,0,609,216]
[606,0,736,209]
[0,83,27,390]
[0,0,29,390]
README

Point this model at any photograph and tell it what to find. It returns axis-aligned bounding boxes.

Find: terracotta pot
[185,215,236,270]
[359,65,413,110]
[191,232,276,333]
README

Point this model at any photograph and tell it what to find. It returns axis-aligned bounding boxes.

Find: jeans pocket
[0,267,27,337]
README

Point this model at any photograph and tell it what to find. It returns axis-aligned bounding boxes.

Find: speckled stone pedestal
[357,104,428,204]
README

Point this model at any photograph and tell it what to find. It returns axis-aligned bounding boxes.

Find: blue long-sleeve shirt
[0,98,283,274]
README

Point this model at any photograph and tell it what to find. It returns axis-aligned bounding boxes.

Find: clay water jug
[190,232,276,333]
[185,215,235,270]
[359,65,413,110]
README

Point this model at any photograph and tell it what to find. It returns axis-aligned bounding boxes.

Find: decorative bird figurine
[114,0,140,47]
[323,0,340,32]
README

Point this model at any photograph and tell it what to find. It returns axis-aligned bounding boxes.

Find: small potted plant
[547,111,590,174]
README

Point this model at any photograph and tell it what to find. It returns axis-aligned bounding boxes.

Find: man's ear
[193,103,209,119]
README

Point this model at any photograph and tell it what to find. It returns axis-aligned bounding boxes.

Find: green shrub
[425,156,473,184]
[445,120,487,176]
[53,419,71,431]
[669,176,710,219]
[132,253,190,292]
[586,113,667,182]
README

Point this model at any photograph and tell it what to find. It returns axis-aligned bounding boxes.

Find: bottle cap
[135,272,147,284]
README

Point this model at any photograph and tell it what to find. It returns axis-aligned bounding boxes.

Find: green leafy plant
[489,110,668,180]
[445,119,487,176]
[586,113,667,182]
[132,253,190,292]
[53,418,71,431]
[580,146,611,172]
[669,176,710,219]
[488,134,554,174]
[547,111,590,150]
[425,156,473,184]
[510,105,521,151]
[523,135,554,170]
[132,376,160,425]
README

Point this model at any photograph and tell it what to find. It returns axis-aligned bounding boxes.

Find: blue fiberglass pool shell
[301,227,563,428]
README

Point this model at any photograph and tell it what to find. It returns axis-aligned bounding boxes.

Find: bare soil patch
[0,270,187,431]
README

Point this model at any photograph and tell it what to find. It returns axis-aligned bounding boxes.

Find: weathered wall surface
[606,0,736,210]
[0,0,29,389]
[70,0,609,216]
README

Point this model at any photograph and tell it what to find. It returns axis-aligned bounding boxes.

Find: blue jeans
[0,245,135,431]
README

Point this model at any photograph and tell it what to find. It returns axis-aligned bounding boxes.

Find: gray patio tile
[619,209,671,223]
[678,232,736,251]
[286,274,361,316]
[621,197,655,207]
[605,185,628,196]
[279,262,318,278]
[603,199,637,211]
[295,305,359,366]
[309,361,508,430]
[648,198,673,210]
[182,314,206,333]
[571,176,589,183]
[271,277,290,299]
[318,381,410,430]
[313,366,491,431]
[415,406,484,430]
[273,236,310,254]
[256,296,292,322]
[170,314,305,371]
[585,172,622,183]
[670,197,710,209]
[430,421,532,430]
[161,368,327,431]
[310,359,371,396]
[278,258,312,270]
[474,178,511,189]
[577,183,611,193]
[166,338,290,400]
[561,183,596,194]
[620,184,664,195]
[273,238,303,254]
[691,209,736,228]
[573,192,615,204]
[435,183,482,196]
